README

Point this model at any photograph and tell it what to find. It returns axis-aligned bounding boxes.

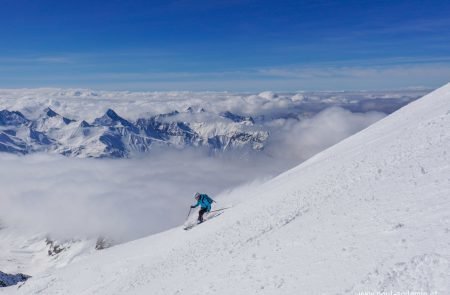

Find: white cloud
[0,150,283,243]
[0,56,446,91]
[259,63,450,80]
[265,107,386,162]
[0,88,428,121]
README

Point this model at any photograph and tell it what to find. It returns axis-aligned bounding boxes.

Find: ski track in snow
[1,84,450,294]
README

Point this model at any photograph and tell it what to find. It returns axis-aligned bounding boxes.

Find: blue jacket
[192,194,213,212]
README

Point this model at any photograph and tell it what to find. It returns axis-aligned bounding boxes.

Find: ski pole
[209,207,231,213]
[186,207,192,220]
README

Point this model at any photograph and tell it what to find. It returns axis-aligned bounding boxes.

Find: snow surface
[2,84,450,294]
[0,228,96,276]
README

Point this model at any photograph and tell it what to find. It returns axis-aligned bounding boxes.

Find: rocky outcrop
[0,271,30,287]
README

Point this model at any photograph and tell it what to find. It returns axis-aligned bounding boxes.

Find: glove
[190,206,195,208]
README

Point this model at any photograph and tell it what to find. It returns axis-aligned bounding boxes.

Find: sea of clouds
[0,88,430,243]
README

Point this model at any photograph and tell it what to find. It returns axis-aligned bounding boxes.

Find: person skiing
[190,192,214,223]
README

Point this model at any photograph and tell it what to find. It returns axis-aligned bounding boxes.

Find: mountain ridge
[0,108,268,158]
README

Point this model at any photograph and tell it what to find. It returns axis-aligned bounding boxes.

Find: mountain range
[0,107,268,158]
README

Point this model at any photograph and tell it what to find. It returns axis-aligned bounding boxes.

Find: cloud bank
[265,107,386,162]
[0,150,279,243]
[0,88,427,121]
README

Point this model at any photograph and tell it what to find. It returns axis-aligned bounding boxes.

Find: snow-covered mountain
[0,107,268,158]
[0,88,427,158]
[3,84,449,294]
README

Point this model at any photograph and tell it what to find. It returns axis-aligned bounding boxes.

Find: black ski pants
[198,207,208,222]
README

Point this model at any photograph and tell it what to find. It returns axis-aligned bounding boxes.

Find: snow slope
[0,228,97,276]
[3,83,450,294]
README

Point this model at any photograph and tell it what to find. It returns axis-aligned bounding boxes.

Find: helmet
[194,192,201,200]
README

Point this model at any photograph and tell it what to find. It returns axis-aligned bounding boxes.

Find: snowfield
[2,84,450,294]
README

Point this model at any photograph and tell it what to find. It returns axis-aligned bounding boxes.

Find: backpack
[201,194,214,205]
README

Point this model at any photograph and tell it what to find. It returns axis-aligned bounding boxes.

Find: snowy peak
[0,110,29,126]
[93,108,124,126]
[105,108,118,119]
[43,107,74,125]
[32,107,75,134]
[79,120,91,128]
[185,106,205,113]
[0,110,30,155]
[93,109,139,133]
[220,111,254,124]
[44,107,58,118]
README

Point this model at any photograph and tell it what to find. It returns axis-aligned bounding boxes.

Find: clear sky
[0,0,449,91]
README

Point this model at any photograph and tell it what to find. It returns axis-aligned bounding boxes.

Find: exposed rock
[0,271,30,288]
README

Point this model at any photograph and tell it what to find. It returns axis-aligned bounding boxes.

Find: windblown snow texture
[4,84,449,294]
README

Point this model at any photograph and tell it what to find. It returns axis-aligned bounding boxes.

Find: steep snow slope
[3,84,450,294]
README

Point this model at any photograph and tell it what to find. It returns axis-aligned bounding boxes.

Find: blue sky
[0,0,449,91]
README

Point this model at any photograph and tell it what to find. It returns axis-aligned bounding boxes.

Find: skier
[190,192,214,223]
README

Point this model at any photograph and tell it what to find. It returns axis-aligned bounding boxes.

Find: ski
[183,211,224,231]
